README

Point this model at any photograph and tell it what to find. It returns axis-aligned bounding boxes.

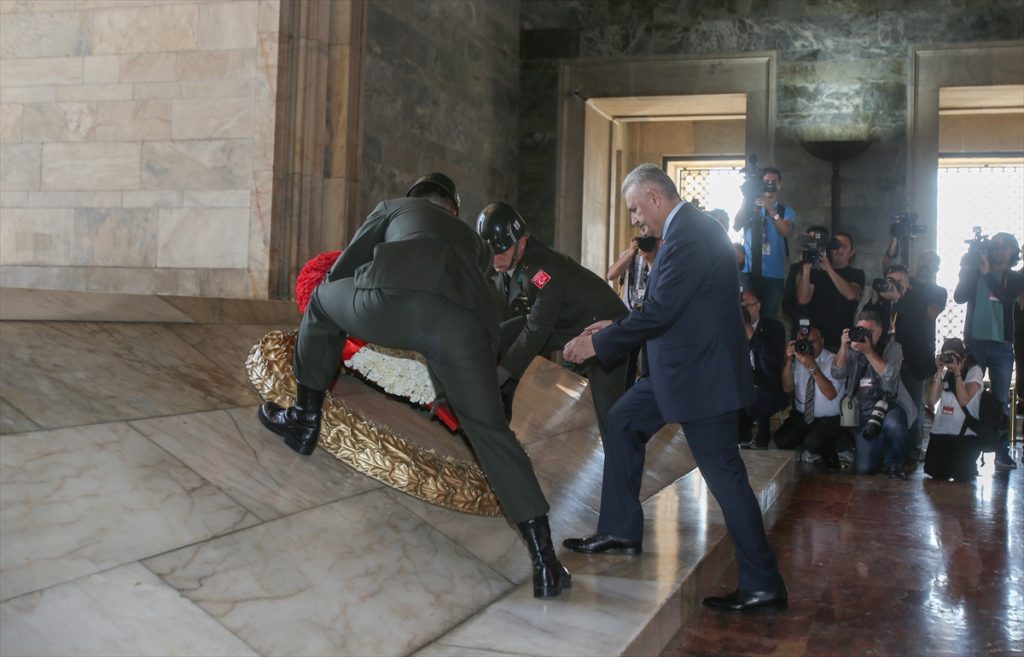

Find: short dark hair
[885,263,909,276]
[762,167,782,181]
[834,231,853,246]
[856,309,883,326]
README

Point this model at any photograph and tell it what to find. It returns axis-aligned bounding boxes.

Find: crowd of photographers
[731,163,1023,479]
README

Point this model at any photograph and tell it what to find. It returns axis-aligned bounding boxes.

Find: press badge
[762,243,771,256]
[942,405,955,415]
[859,377,873,389]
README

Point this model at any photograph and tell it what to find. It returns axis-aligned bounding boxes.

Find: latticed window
[936,161,1024,344]
[665,157,745,240]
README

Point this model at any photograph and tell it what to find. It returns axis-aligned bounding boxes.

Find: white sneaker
[837,450,854,464]
[800,450,821,464]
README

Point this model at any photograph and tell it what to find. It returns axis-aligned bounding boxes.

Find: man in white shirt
[773,326,845,468]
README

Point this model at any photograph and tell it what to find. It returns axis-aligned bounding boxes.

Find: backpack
[958,388,1005,453]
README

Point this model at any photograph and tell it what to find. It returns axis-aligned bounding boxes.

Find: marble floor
[0,288,795,657]
[661,456,1024,657]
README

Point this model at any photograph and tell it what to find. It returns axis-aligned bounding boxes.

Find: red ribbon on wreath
[295,251,460,431]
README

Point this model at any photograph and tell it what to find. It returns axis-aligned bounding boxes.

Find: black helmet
[406,172,460,215]
[476,202,527,254]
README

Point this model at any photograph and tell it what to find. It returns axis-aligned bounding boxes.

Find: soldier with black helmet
[477,202,629,442]
[258,175,572,598]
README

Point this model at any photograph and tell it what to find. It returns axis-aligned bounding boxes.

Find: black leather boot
[257,384,325,455]
[517,515,572,598]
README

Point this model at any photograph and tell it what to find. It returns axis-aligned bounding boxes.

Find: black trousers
[924,433,980,481]
[294,279,549,524]
[597,376,784,592]
[773,413,841,455]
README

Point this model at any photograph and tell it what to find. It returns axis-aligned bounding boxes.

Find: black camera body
[794,338,814,355]
[871,277,903,295]
[636,235,658,252]
[863,394,895,439]
[939,352,958,365]
[739,154,763,201]
[890,212,925,240]
[762,180,778,193]
[849,326,871,343]
[800,229,838,266]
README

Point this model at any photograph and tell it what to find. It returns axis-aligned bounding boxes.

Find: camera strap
[776,203,789,257]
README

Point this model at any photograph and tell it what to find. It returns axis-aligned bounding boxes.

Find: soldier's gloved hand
[499,379,517,422]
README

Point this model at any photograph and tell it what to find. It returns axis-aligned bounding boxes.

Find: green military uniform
[491,235,629,441]
[295,197,548,523]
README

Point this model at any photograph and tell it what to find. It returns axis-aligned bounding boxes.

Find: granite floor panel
[129,406,383,521]
[0,563,259,657]
[0,421,260,601]
[143,490,513,657]
[660,456,1024,657]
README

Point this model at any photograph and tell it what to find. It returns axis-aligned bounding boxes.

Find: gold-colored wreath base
[245,330,503,517]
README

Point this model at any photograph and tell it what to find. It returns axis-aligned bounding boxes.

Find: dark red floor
[660,449,1024,657]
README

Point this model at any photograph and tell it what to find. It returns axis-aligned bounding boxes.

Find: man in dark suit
[257,173,571,598]
[738,288,789,449]
[476,202,628,436]
[562,163,787,612]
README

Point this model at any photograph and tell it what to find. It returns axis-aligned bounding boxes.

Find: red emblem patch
[531,269,552,289]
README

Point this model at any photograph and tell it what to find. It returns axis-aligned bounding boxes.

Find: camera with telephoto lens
[794,338,814,355]
[848,326,871,343]
[890,212,925,240]
[739,154,764,201]
[939,352,958,365]
[636,235,658,252]
[961,226,992,269]
[871,276,903,295]
[862,393,895,439]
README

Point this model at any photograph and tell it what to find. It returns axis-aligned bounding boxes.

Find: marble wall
[518,0,1024,265]
[360,0,521,223]
[0,0,280,298]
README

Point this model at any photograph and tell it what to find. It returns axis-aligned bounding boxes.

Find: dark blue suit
[592,201,784,592]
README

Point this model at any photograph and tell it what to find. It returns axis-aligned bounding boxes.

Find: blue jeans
[967,339,1014,461]
[741,274,784,321]
[854,404,909,474]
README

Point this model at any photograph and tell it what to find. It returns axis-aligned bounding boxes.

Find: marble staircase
[0,288,796,657]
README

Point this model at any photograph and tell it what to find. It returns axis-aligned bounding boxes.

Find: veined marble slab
[413,574,678,657]
[0,288,195,323]
[144,490,513,657]
[0,321,258,428]
[160,295,299,325]
[0,397,39,435]
[0,422,259,601]
[0,563,258,657]
[131,407,383,521]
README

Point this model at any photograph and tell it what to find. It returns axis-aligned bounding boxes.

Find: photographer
[789,230,865,352]
[774,326,845,468]
[734,166,794,320]
[607,232,660,388]
[862,264,936,464]
[831,310,917,477]
[737,289,788,448]
[954,232,1024,469]
[923,338,984,481]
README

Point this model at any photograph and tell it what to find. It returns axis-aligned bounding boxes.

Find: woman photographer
[607,232,660,388]
[923,338,984,481]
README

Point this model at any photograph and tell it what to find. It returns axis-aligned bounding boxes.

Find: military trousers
[498,316,627,444]
[294,277,549,524]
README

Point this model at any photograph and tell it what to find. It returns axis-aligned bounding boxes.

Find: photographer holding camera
[862,264,936,464]
[734,165,794,320]
[954,231,1023,469]
[830,310,917,477]
[923,338,984,481]
[737,289,788,448]
[785,229,864,353]
[608,231,661,388]
[774,325,845,468]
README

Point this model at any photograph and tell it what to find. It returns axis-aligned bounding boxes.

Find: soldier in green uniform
[258,174,571,598]
[476,203,629,441]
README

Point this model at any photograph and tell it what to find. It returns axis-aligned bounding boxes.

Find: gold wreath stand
[246,330,503,517]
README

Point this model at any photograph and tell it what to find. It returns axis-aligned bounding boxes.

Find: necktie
[804,370,815,424]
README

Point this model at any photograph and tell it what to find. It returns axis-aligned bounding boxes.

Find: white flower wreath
[344,344,436,406]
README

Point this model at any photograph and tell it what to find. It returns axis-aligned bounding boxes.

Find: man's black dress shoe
[562,534,642,555]
[702,587,788,612]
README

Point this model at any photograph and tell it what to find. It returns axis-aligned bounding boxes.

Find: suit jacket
[488,235,627,379]
[326,197,499,349]
[593,202,756,423]
[749,316,788,412]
